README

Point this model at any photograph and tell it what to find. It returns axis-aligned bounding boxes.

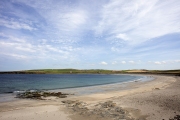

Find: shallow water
[0,74,144,94]
[0,74,153,102]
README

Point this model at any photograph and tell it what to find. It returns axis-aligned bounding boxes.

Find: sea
[0,74,152,102]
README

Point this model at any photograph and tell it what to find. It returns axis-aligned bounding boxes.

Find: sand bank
[0,75,179,120]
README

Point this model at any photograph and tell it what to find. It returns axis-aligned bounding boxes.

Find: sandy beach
[0,75,179,120]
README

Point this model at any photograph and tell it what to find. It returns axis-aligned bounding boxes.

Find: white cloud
[154,61,168,65]
[111,47,120,52]
[116,33,129,40]
[162,61,166,64]
[62,10,87,29]
[0,19,35,31]
[0,0,179,70]
[1,53,29,59]
[0,33,26,43]
[121,61,126,64]
[95,0,180,45]
[0,40,36,53]
[147,60,180,65]
[39,5,87,33]
[175,60,180,63]
[13,0,89,45]
[129,61,135,64]
[154,61,162,65]
[0,34,74,61]
[100,61,108,65]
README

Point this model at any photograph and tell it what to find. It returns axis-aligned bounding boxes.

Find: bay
[0,74,144,94]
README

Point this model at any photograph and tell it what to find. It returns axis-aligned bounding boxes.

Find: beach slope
[0,75,179,120]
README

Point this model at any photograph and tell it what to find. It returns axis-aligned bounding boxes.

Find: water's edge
[0,74,154,103]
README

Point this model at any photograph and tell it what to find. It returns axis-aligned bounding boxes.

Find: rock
[63,100,135,120]
[101,101,116,108]
[169,115,180,120]
[75,101,83,106]
[118,114,125,119]
[58,95,67,98]
[62,100,88,112]
[62,100,78,104]
[125,116,134,120]
[115,107,125,114]
[16,91,69,100]
[111,113,121,117]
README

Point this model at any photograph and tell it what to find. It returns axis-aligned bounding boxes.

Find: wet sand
[0,75,179,120]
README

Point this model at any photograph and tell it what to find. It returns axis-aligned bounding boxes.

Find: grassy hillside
[0,69,180,76]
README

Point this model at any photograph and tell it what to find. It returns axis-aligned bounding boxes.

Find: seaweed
[16,91,70,100]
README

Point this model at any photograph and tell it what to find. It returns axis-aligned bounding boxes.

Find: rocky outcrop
[16,91,69,100]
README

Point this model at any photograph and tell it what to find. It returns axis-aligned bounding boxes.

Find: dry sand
[0,75,179,120]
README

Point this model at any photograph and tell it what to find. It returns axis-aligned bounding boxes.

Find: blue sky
[0,0,180,71]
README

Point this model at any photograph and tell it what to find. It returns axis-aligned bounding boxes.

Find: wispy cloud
[100,61,108,65]
[60,10,87,30]
[0,18,35,30]
[0,0,180,70]
[95,0,180,45]
[116,33,129,41]
[175,60,180,63]
[154,61,162,65]
[1,53,29,60]
[121,61,126,64]
[148,60,180,65]
[0,33,75,61]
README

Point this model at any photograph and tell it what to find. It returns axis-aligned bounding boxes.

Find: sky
[0,0,180,71]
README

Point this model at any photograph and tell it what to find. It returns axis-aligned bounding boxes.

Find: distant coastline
[0,69,179,76]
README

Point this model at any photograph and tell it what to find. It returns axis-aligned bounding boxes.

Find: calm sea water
[0,74,144,94]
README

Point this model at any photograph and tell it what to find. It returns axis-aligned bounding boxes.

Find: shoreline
[0,75,179,120]
[66,75,175,102]
[0,74,150,101]
[0,74,143,93]
[49,75,152,96]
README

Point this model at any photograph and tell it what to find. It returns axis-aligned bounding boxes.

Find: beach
[0,75,179,120]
